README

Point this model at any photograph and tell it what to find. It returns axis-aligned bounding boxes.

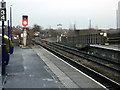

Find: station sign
[0,8,6,21]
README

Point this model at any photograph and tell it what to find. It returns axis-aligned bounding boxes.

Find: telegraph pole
[116,9,119,31]
[89,19,91,29]
[73,23,76,30]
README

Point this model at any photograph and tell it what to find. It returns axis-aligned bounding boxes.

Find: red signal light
[42,42,46,45]
[22,15,28,27]
[22,19,28,27]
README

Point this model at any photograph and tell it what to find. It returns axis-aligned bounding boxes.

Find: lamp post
[9,5,14,54]
[10,5,12,42]
[8,20,10,52]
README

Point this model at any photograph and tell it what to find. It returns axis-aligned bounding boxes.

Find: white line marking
[41,46,107,89]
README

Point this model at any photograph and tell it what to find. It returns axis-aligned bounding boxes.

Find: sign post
[1,0,6,79]
[23,28,27,46]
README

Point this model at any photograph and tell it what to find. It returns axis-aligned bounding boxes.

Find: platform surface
[3,45,106,89]
[4,46,64,88]
[90,44,120,51]
[33,45,106,89]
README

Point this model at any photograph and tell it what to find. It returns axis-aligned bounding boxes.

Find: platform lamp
[9,5,14,54]
[10,5,13,42]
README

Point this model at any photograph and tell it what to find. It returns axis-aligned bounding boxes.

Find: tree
[32,24,42,33]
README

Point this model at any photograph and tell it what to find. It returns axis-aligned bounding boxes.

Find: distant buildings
[117,1,120,30]
[57,24,62,30]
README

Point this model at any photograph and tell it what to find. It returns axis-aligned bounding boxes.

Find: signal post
[22,15,28,47]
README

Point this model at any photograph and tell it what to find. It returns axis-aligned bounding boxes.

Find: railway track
[32,39,120,89]
[42,40,120,73]
[57,44,119,71]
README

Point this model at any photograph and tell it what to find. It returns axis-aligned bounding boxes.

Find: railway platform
[3,45,106,89]
[90,44,120,51]
[89,44,120,62]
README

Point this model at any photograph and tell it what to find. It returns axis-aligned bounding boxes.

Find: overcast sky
[5,0,120,29]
